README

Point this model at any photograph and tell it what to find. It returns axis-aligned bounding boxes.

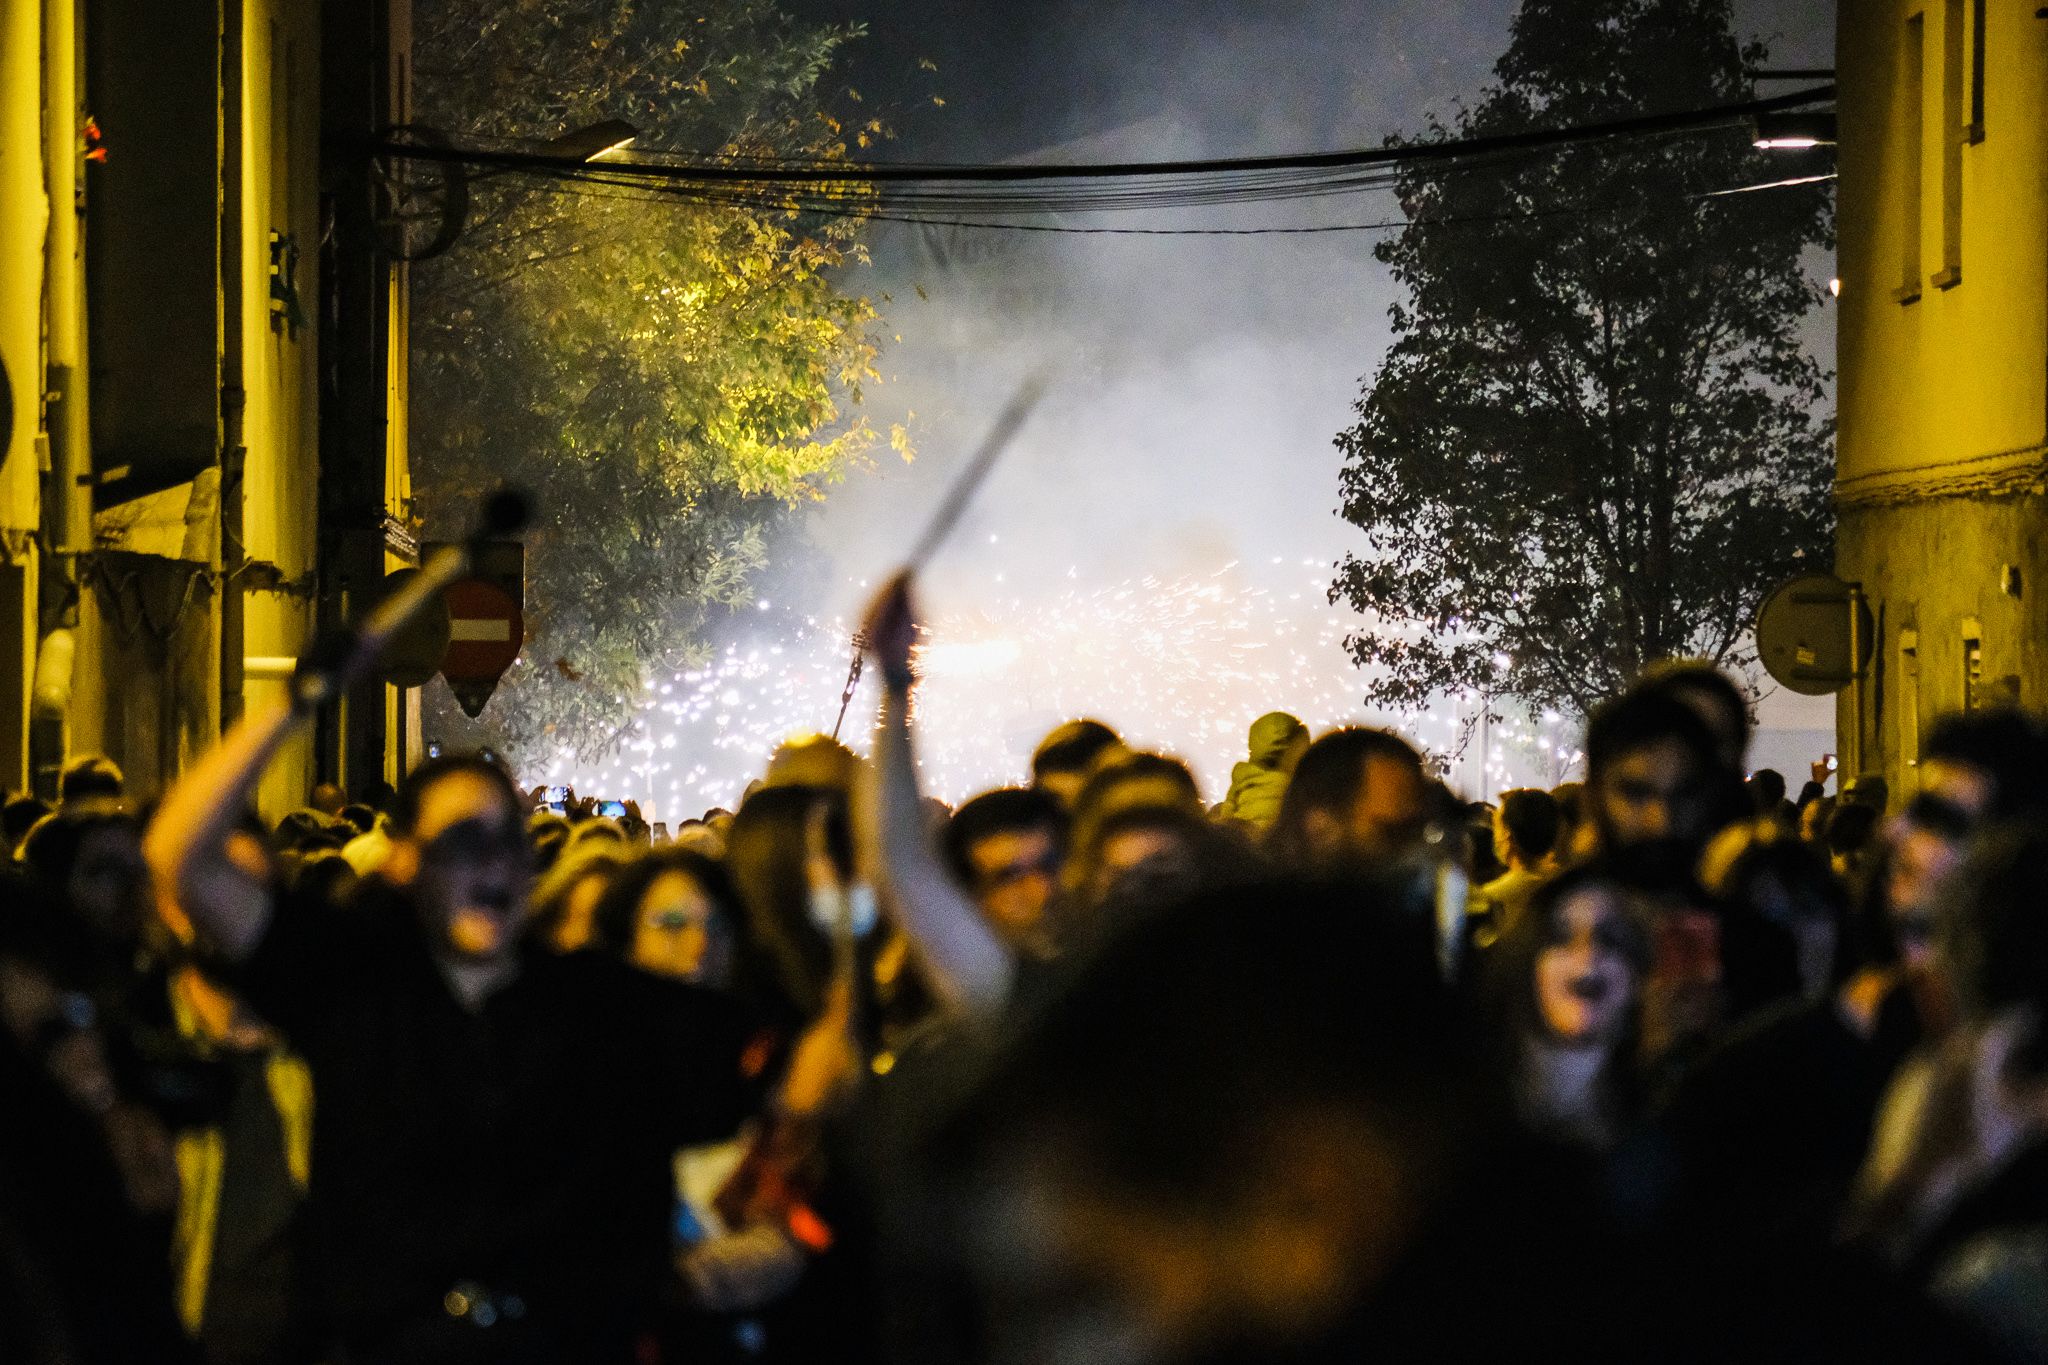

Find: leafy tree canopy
[1332,0,1834,723]
[410,0,896,766]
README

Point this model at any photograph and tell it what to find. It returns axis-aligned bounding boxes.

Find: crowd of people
[5,571,2048,1363]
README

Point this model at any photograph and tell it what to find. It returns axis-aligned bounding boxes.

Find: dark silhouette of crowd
[5,574,2048,1364]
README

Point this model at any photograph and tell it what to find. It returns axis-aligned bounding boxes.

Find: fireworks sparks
[545,564,1583,819]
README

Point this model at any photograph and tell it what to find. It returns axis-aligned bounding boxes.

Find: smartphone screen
[597,800,628,819]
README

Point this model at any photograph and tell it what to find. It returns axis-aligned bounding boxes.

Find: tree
[1330,0,1833,725]
[409,0,899,766]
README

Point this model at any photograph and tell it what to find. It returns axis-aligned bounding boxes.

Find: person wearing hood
[1222,712,1309,830]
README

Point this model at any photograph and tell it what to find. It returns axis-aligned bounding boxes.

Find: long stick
[905,373,1049,572]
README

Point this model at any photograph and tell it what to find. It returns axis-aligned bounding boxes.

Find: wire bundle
[384,85,1833,236]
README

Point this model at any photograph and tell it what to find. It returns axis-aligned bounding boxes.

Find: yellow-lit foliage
[410,0,900,763]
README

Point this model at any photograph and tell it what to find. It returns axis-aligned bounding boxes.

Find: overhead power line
[383,84,1836,239]
[378,83,1832,191]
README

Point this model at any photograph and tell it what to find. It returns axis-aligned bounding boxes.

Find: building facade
[0,0,415,814]
[1835,0,2048,795]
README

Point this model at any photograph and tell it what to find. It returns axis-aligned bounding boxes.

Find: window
[1896,13,1925,303]
[1934,0,1964,287]
[1963,634,1984,712]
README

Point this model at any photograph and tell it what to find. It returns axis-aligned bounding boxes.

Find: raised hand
[860,572,919,692]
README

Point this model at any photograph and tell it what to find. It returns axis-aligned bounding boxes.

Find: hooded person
[1222,712,1309,829]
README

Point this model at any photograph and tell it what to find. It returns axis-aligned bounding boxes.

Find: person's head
[1246,711,1309,772]
[566,817,626,852]
[1882,794,1972,972]
[525,841,630,954]
[1635,660,1750,769]
[19,804,153,948]
[1501,866,1649,1050]
[272,809,345,856]
[725,783,854,1026]
[592,847,741,987]
[1068,803,1243,913]
[761,733,862,793]
[1841,774,1890,815]
[1549,781,1587,862]
[1747,768,1787,817]
[1939,818,2048,1082]
[1267,728,1429,868]
[1920,708,2048,825]
[1030,719,1125,808]
[382,754,531,963]
[58,754,125,807]
[337,803,379,838]
[1072,752,1203,829]
[1492,789,1560,872]
[526,810,572,874]
[309,781,347,817]
[1798,794,1835,845]
[1823,800,1881,881]
[1700,821,1850,998]
[937,877,1477,1365]
[3,793,52,856]
[944,787,1068,949]
[1465,803,1507,886]
[1583,689,1725,853]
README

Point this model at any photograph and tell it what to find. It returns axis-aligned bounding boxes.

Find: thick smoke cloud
[692,0,1839,806]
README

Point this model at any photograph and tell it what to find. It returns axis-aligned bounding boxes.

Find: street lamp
[549,119,640,162]
[1752,111,1837,150]
[369,120,642,261]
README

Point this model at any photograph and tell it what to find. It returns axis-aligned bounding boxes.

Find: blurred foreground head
[762,732,862,793]
[1584,688,1732,854]
[381,754,530,962]
[1919,708,2048,825]
[934,878,1478,1365]
[1265,728,1428,869]
[1634,659,1750,770]
[1032,719,1127,808]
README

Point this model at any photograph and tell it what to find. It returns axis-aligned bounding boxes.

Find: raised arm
[857,574,1013,1015]
[142,698,300,959]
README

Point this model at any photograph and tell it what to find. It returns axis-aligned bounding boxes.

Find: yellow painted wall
[1837,0,2048,487]
[1835,0,2048,795]
[0,0,46,537]
[0,0,48,788]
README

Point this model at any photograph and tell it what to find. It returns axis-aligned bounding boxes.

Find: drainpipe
[218,0,245,733]
[43,0,88,556]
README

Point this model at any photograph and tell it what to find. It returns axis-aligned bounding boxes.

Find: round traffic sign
[440,578,524,682]
[370,569,452,689]
[1756,573,1873,697]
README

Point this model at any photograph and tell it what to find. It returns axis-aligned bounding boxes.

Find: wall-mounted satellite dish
[1756,573,1873,696]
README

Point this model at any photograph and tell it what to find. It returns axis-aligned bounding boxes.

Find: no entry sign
[440,578,524,716]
